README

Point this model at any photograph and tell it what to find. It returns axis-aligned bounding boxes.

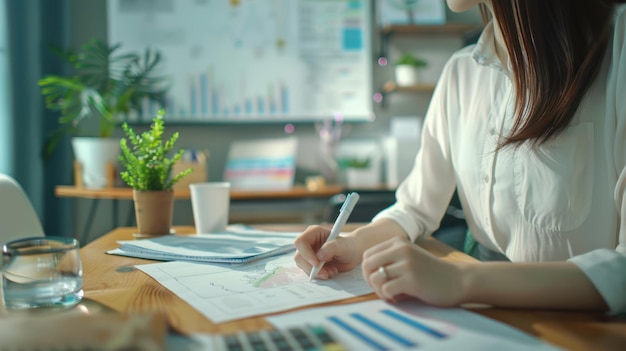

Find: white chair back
[0,174,44,245]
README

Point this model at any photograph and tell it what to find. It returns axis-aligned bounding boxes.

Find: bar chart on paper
[107,0,374,123]
[267,300,563,351]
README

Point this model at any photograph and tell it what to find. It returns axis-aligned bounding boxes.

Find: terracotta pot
[132,189,174,236]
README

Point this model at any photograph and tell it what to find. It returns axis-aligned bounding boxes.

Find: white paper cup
[190,182,231,234]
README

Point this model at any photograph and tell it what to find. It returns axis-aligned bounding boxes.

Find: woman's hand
[362,236,467,307]
[293,225,362,280]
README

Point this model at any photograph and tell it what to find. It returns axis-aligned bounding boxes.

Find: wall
[67,0,482,242]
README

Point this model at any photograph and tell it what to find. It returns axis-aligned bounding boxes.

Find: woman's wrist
[344,227,369,259]
[457,262,481,306]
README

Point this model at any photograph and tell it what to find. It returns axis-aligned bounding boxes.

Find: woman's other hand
[362,236,468,306]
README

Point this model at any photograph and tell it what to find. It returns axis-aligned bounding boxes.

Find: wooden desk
[82,225,626,351]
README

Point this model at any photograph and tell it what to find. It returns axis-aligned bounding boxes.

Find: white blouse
[375,6,626,314]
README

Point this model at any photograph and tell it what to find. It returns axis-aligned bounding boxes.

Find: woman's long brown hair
[479,1,622,149]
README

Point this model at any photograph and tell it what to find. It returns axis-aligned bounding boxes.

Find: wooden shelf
[54,185,346,201]
[382,81,436,93]
[378,23,483,107]
[381,23,483,36]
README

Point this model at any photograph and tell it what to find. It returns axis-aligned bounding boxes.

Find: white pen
[309,192,360,281]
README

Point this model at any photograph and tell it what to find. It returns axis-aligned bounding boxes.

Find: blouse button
[482,174,490,183]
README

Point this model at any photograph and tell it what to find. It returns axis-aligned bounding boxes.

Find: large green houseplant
[38,38,168,188]
[119,110,192,236]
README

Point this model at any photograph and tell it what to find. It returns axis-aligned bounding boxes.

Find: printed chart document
[136,254,373,323]
[267,300,563,351]
[107,226,299,263]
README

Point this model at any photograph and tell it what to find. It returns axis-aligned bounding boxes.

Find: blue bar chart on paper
[287,305,455,350]
[267,300,562,351]
[107,0,375,123]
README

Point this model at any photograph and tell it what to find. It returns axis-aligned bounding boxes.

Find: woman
[294,0,626,314]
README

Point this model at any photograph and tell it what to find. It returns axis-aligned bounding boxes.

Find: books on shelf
[107,225,299,264]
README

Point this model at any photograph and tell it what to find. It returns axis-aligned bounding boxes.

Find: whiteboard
[107,0,375,123]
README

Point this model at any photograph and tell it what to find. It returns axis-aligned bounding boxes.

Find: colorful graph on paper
[136,254,373,323]
[267,300,563,351]
[107,0,374,123]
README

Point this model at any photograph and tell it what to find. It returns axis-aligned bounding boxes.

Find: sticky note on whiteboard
[224,137,298,191]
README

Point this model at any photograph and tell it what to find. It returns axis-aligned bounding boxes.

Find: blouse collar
[472,21,511,76]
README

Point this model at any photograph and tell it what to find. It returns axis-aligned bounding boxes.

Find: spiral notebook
[107,226,299,264]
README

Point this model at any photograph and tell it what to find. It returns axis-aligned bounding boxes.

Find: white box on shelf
[383,116,422,188]
[382,137,420,188]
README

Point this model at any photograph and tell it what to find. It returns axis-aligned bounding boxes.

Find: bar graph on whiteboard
[174,71,289,118]
[107,0,374,123]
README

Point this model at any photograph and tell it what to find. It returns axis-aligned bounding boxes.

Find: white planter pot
[346,167,380,188]
[395,65,419,86]
[71,137,121,189]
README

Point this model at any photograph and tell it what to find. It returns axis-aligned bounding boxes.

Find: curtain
[1,0,72,237]
[0,1,10,173]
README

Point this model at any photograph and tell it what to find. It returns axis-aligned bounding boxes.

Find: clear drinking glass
[2,236,83,310]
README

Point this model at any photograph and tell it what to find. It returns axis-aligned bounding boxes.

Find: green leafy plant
[38,38,168,158]
[338,157,371,169]
[119,110,192,191]
[395,53,428,68]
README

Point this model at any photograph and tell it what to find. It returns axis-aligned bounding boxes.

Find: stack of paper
[107,226,299,264]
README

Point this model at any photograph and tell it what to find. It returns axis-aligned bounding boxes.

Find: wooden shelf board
[54,185,346,201]
[381,23,483,36]
[383,81,436,93]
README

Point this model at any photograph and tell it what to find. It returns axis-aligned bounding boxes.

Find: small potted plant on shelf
[339,156,379,188]
[118,109,193,237]
[38,38,168,188]
[394,52,428,87]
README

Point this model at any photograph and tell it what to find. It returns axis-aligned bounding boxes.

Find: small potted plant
[394,52,428,86]
[38,38,168,188]
[118,109,193,237]
[339,156,380,188]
